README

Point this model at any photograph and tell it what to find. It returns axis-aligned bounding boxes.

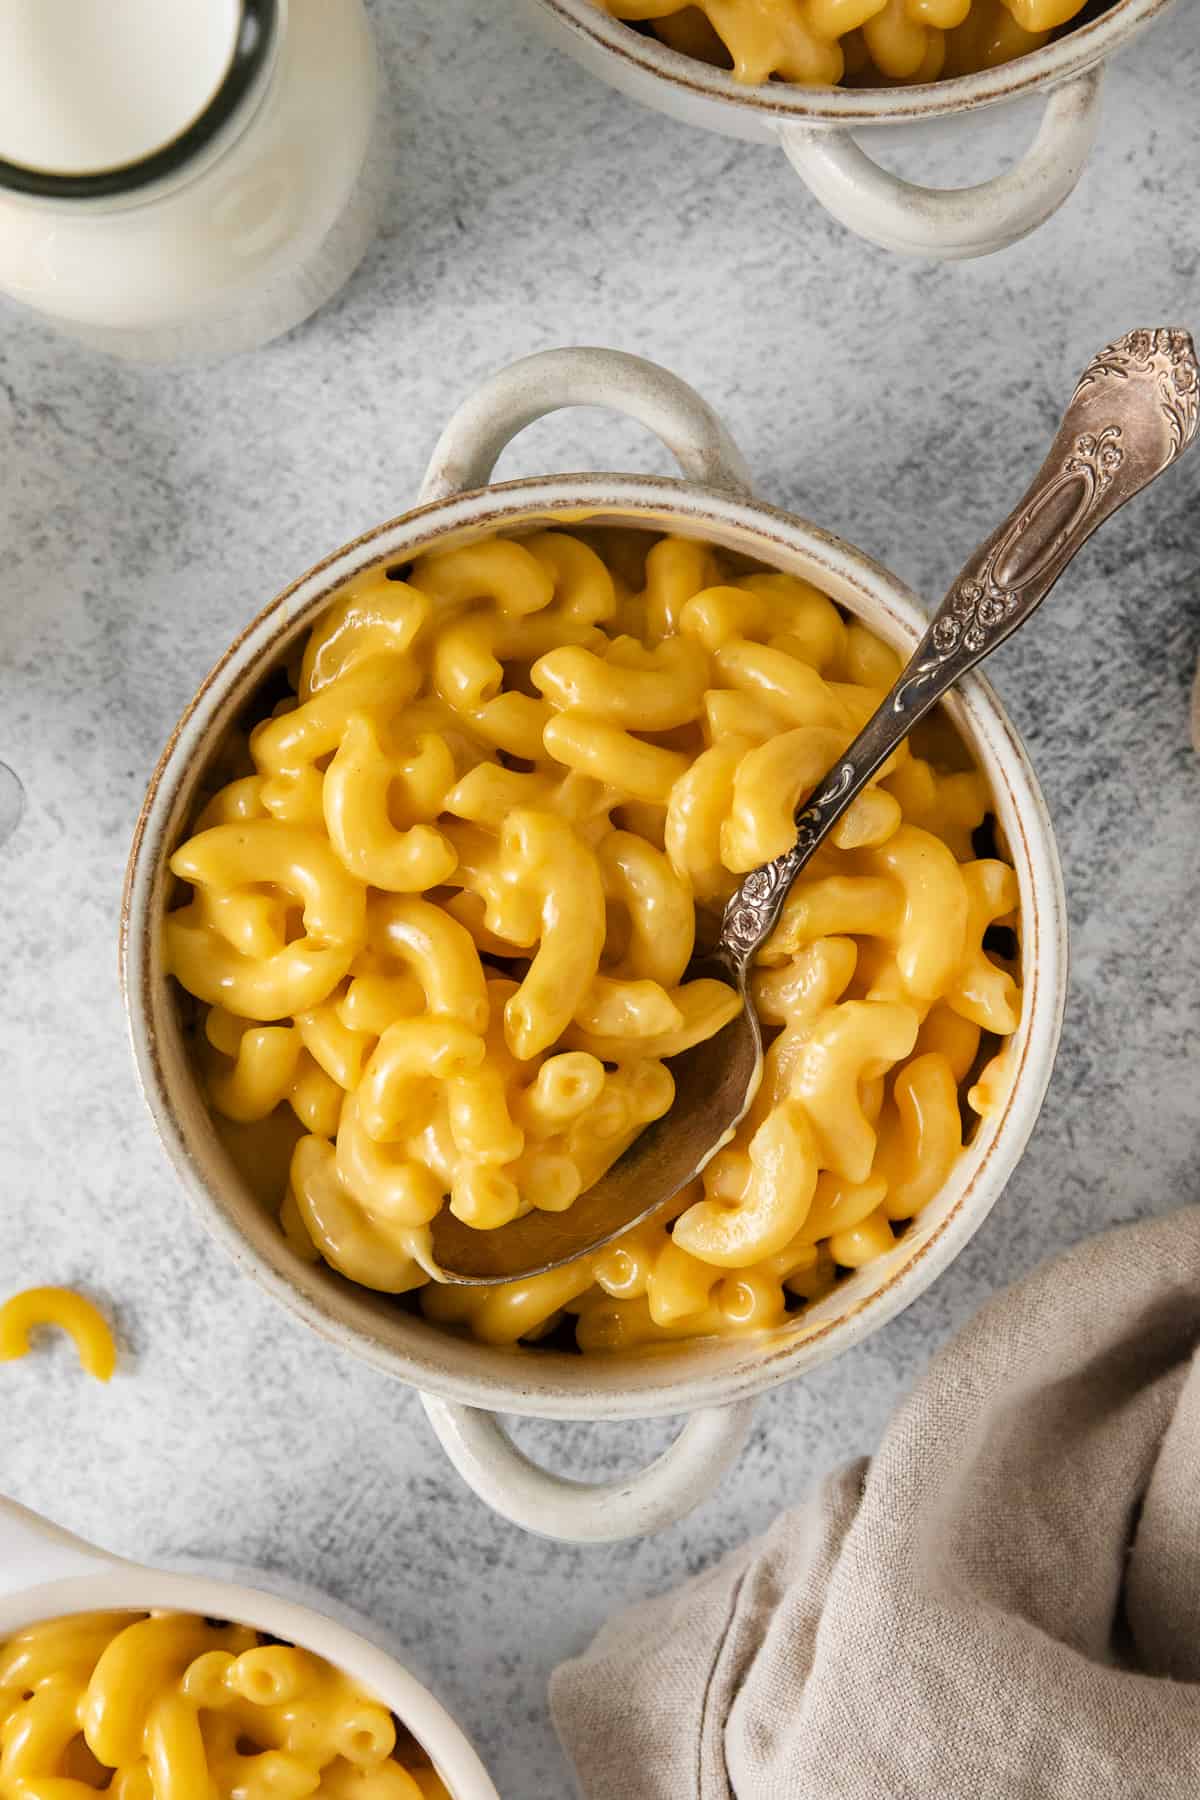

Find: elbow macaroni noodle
[0,1288,116,1383]
[0,1613,450,1800]
[165,526,1021,1353]
[592,0,1088,86]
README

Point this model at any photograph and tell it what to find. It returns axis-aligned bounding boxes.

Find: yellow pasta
[0,1614,449,1800]
[593,0,1070,85]
[0,1288,115,1382]
[166,527,1023,1350]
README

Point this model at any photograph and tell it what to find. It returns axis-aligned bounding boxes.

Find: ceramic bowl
[122,346,1068,1543]
[521,0,1177,258]
[0,1496,498,1800]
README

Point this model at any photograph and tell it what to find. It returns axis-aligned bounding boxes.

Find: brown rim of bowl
[121,474,1066,1419]
[532,0,1174,126]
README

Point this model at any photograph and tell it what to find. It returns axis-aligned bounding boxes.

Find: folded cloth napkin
[552,1206,1200,1800]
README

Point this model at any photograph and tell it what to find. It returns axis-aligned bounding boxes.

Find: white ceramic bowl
[521,0,1177,258]
[122,347,1068,1543]
[0,1496,498,1800]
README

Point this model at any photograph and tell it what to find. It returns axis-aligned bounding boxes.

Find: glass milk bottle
[0,0,381,360]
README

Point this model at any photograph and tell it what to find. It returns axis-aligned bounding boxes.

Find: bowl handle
[778,66,1103,260]
[420,1394,755,1542]
[0,1495,120,1600]
[418,346,752,503]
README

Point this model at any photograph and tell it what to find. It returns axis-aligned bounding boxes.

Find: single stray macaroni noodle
[165,524,1022,1352]
[0,1287,116,1382]
[0,1612,451,1800]
[592,0,1089,87]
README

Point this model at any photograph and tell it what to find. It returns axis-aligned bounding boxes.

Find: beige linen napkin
[552,1207,1200,1799]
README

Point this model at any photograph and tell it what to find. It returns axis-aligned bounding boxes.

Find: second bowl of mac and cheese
[523,0,1176,257]
[0,1497,498,1800]
[124,347,1067,1541]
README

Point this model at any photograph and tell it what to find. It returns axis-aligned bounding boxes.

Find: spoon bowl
[430,950,762,1280]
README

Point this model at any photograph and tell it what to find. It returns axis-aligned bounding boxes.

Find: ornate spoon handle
[719,327,1200,972]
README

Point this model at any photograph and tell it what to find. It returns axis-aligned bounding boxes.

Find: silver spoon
[431,327,1200,1285]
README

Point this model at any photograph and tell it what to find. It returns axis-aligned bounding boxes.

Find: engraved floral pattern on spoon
[1074,326,1200,461]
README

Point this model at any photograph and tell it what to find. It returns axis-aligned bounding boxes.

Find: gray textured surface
[2,4,1199,1796]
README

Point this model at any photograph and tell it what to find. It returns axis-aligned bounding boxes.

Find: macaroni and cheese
[0,1288,116,1382]
[0,1612,450,1800]
[165,526,1021,1352]
[593,0,1086,85]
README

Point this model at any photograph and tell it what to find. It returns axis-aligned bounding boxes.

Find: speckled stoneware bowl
[122,347,1068,1544]
[522,0,1177,258]
[0,1497,499,1800]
